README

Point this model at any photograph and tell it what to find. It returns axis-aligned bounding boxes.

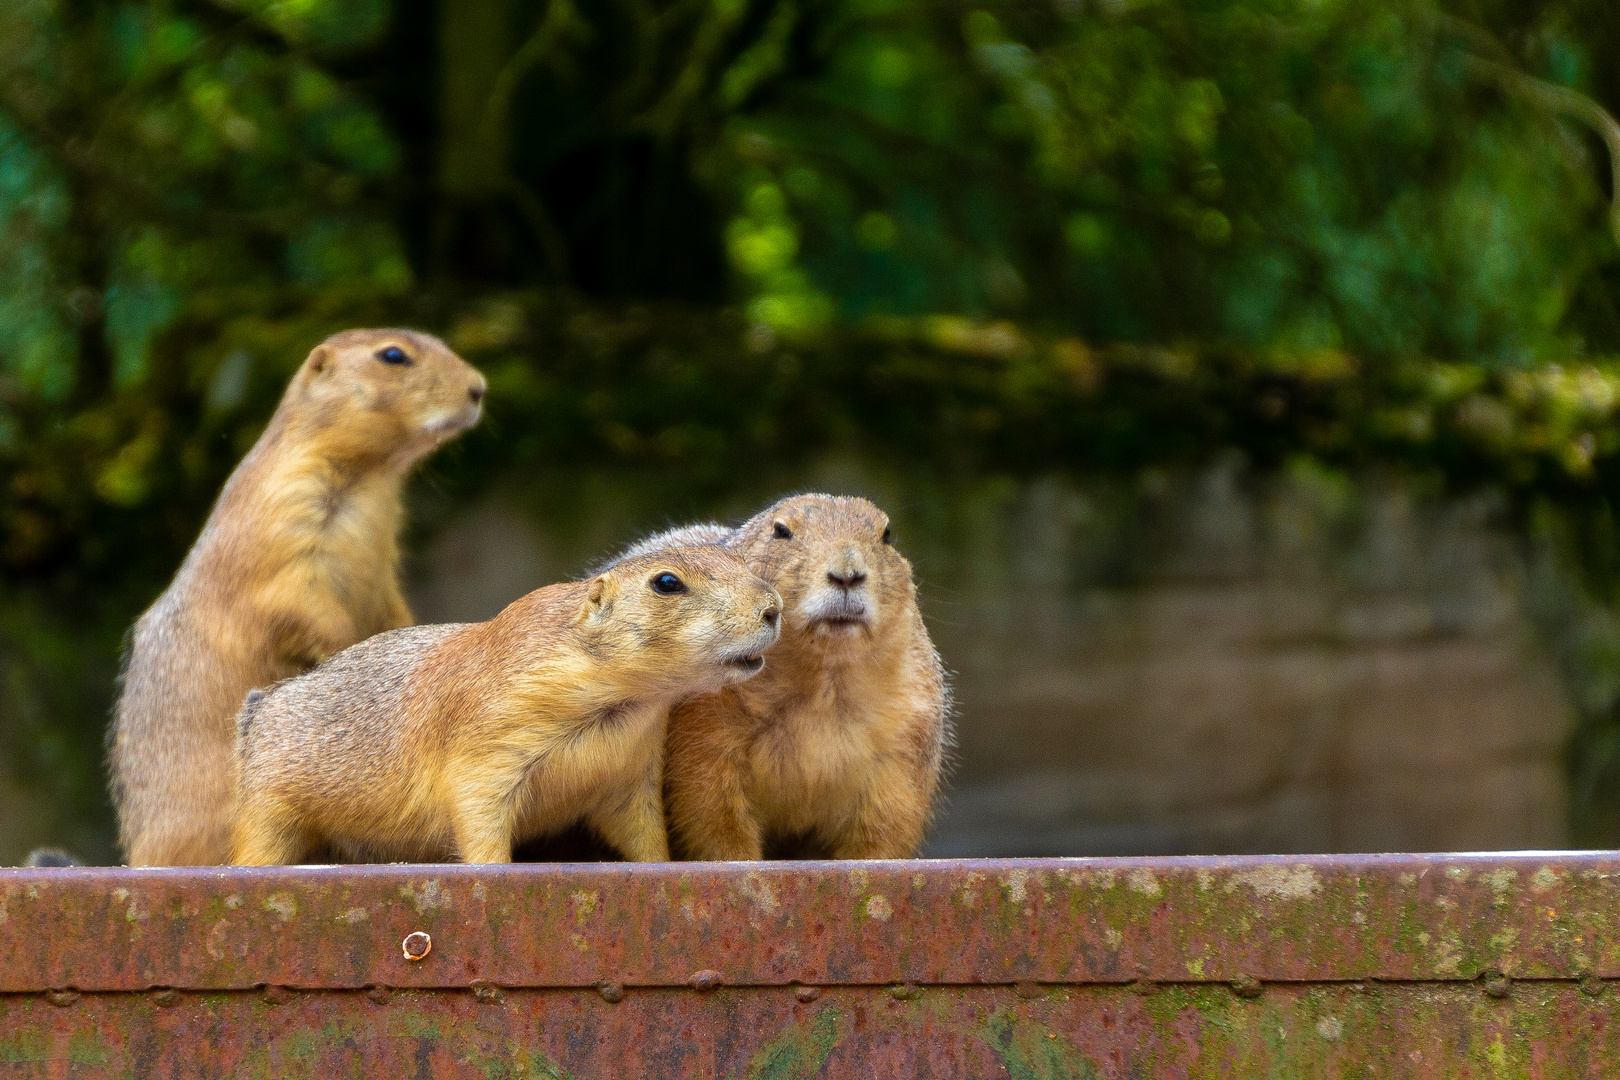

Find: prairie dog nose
[468,381,486,404]
[827,567,867,590]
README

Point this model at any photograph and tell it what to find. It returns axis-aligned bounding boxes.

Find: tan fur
[109,329,487,866]
[647,495,951,860]
[229,548,782,866]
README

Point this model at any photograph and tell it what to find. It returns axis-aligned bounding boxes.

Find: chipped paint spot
[738,872,780,918]
[1127,868,1161,897]
[955,871,986,910]
[1229,865,1320,900]
[572,890,600,924]
[1002,869,1029,904]
[1316,1016,1343,1041]
[1196,869,1213,891]
[225,894,243,910]
[1103,926,1124,950]
[110,886,148,923]
[1092,869,1117,890]
[1186,958,1205,978]
[911,873,926,890]
[401,879,449,914]
[472,882,487,901]
[1533,866,1560,892]
[865,895,892,922]
[206,919,230,961]
[571,933,591,952]
[0,897,7,925]
[1352,910,1367,925]
[1432,937,1462,976]
[335,907,368,924]
[264,893,296,921]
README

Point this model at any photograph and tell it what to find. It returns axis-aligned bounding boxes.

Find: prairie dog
[617,523,733,562]
[636,494,950,860]
[109,329,486,866]
[22,848,82,867]
[230,548,783,866]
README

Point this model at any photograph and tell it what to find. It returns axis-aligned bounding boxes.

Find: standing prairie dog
[109,329,486,866]
[231,548,783,865]
[631,494,950,860]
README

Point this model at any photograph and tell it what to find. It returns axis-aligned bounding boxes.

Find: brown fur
[108,329,487,866]
[230,548,782,865]
[643,495,950,860]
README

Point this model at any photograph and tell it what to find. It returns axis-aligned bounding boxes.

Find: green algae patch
[233,1009,578,1080]
[65,1028,113,1066]
[0,1027,52,1065]
[743,1005,842,1080]
[983,1008,1103,1080]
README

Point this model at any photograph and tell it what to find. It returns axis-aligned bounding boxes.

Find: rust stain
[1,855,1617,1075]
[3,983,1606,1077]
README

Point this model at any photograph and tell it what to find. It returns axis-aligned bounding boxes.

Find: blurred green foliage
[6,0,1620,857]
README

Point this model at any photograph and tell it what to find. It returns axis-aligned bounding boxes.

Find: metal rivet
[470,980,505,1004]
[261,985,294,1006]
[1481,970,1511,999]
[150,988,180,1008]
[1231,974,1264,999]
[793,985,821,1003]
[690,970,724,992]
[402,931,432,962]
[597,981,626,1004]
[1128,978,1157,996]
[1014,980,1042,1000]
[45,989,79,1008]
[1580,974,1607,998]
[888,982,921,1001]
[366,985,393,1005]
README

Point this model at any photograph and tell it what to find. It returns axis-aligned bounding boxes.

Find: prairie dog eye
[377,346,411,365]
[650,572,687,595]
[881,525,893,545]
[772,521,793,540]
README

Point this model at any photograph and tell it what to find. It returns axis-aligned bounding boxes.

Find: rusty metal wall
[3,854,1619,1076]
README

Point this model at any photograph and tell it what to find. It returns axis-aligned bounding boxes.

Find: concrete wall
[407,458,1575,857]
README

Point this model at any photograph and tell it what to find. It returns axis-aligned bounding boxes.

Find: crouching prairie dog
[230,548,782,865]
[110,329,486,866]
[632,494,950,860]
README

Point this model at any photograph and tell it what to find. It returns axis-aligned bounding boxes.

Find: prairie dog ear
[583,573,618,619]
[305,343,334,377]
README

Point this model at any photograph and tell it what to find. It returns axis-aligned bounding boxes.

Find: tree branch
[1436,12,1620,248]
